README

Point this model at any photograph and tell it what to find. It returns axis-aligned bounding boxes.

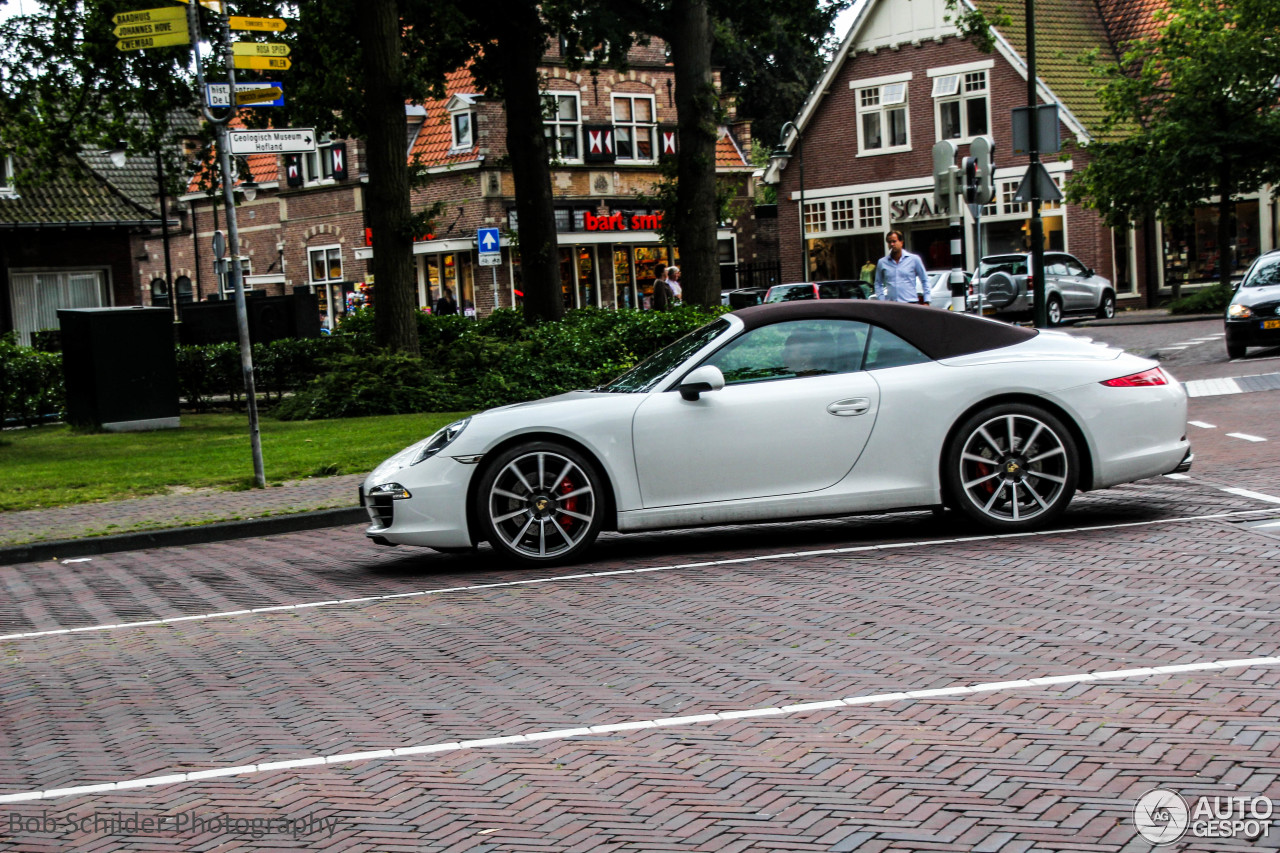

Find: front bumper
[359,455,476,549]
[1225,318,1280,348]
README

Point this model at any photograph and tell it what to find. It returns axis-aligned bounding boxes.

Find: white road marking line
[1163,473,1191,480]
[1221,487,1280,505]
[1185,377,1243,397]
[1,654,1275,805]
[1188,421,1216,429]
[3,507,1278,644]
[1226,433,1268,442]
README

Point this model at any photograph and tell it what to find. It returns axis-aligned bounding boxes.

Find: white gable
[854,0,957,50]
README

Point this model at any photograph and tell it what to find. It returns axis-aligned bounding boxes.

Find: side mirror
[678,365,725,401]
[1085,268,1094,278]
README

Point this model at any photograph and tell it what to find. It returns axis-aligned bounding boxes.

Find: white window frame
[542,91,582,162]
[448,94,477,152]
[8,268,108,346]
[220,258,253,297]
[302,136,337,184]
[851,73,912,156]
[0,155,15,197]
[932,69,990,143]
[611,94,656,162]
[308,245,343,286]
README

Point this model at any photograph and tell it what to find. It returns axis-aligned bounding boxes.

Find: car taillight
[1100,367,1168,387]
[812,285,820,299]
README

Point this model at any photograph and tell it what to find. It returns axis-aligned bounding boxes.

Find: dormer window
[0,156,15,197]
[448,94,477,151]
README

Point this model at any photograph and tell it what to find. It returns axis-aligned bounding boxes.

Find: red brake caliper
[558,477,576,529]
[975,462,994,495]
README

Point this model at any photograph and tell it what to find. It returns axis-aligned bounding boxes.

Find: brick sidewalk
[0,474,362,547]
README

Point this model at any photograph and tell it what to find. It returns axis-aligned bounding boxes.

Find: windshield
[597,318,734,393]
[977,256,1027,278]
[1243,255,1280,288]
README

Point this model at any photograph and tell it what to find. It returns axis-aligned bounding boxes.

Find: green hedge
[176,337,346,411]
[276,305,726,419]
[0,332,63,426]
[1168,283,1233,315]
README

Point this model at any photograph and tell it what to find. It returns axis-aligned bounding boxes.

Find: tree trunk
[1216,159,1234,291]
[360,0,419,355]
[496,1,563,323]
[668,0,720,307]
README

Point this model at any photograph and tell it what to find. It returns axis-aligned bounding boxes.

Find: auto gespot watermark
[6,809,342,840]
[1134,789,1273,845]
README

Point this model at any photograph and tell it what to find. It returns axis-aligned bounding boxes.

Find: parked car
[362,301,1191,565]
[722,287,768,309]
[927,270,972,309]
[763,280,869,303]
[967,252,1116,325]
[1225,249,1280,359]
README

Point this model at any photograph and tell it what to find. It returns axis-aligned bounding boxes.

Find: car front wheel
[475,442,605,565]
[1096,291,1116,320]
[1046,295,1064,326]
[1227,340,1246,359]
[945,403,1079,531]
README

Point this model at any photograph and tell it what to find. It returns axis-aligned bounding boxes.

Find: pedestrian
[651,275,675,311]
[435,287,458,315]
[664,265,683,302]
[874,230,930,304]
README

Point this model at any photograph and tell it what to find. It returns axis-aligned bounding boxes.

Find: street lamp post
[770,121,807,283]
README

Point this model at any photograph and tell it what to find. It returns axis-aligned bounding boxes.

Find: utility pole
[187,0,266,488]
[1026,0,1047,328]
[156,150,176,322]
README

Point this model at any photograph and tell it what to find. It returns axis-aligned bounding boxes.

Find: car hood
[938,330,1122,367]
[1231,284,1280,308]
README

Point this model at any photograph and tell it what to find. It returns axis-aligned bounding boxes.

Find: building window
[542,93,581,160]
[302,137,337,183]
[612,95,655,161]
[831,199,856,231]
[857,82,909,153]
[0,155,14,196]
[309,246,342,284]
[175,275,194,303]
[452,112,474,150]
[803,201,827,235]
[934,70,989,141]
[858,196,883,229]
[448,94,477,151]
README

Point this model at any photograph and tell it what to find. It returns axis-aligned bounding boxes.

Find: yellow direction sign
[114,17,188,40]
[229,16,287,32]
[174,0,223,11]
[235,86,283,106]
[231,42,290,57]
[112,6,186,26]
[117,30,191,50]
[232,55,292,71]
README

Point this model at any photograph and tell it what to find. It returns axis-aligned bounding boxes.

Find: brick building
[153,38,756,327]
[767,0,1277,306]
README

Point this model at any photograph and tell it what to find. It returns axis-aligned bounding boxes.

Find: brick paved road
[1,393,1279,850]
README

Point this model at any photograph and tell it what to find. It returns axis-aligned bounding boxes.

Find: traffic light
[932,140,958,215]
[970,135,995,205]
[962,156,979,204]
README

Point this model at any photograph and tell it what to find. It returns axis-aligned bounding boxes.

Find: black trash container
[58,307,180,431]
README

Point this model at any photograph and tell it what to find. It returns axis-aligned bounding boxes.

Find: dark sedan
[1225,249,1280,359]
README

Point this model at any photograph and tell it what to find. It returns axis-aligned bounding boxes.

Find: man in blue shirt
[874,230,929,304]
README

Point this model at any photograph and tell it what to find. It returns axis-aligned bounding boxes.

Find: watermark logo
[1134,789,1189,845]
[1134,789,1273,845]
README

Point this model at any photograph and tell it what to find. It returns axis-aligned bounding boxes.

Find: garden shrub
[1168,283,1233,315]
[0,332,63,426]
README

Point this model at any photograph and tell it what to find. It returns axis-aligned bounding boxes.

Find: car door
[1063,255,1104,308]
[631,319,880,508]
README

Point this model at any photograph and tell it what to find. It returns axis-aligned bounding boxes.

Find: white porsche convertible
[362,302,1191,564]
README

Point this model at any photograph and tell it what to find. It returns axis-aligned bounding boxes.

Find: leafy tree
[1066,0,1280,291]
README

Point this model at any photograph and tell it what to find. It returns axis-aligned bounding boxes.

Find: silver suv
[969,252,1116,325]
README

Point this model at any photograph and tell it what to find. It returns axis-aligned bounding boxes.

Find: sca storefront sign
[584,210,665,232]
[889,194,946,222]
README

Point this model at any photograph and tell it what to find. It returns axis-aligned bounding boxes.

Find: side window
[1063,257,1087,277]
[863,325,929,370]
[1045,258,1069,276]
[701,319,869,385]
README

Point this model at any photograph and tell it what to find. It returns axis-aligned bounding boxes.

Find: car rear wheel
[476,442,604,565]
[945,403,1079,531]
[1046,295,1064,326]
[1096,291,1116,320]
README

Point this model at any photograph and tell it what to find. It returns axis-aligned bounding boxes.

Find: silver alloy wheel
[957,412,1070,523]
[1047,296,1063,326]
[1098,293,1116,319]
[486,450,597,559]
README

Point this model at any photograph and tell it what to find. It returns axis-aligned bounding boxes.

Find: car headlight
[1227,303,1253,319]
[367,482,412,500]
[411,417,470,465]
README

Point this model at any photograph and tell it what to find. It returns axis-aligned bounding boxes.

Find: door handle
[827,397,871,416]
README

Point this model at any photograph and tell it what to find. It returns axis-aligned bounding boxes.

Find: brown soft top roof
[732,300,1037,360]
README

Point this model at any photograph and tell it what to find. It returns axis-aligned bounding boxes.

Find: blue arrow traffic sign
[477,227,500,254]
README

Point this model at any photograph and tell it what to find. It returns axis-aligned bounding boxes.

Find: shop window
[856,82,909,153]
[1163,200,1260,286]
[612,95,655,161]
[803,201,827,236]
[309,246,342,284]
[934,70,989,141]
[831,199,856,231]
[542,92,581,160]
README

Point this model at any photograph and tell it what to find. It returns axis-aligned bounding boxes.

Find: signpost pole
[1026,0,1047,328]
[189,0,265,488]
